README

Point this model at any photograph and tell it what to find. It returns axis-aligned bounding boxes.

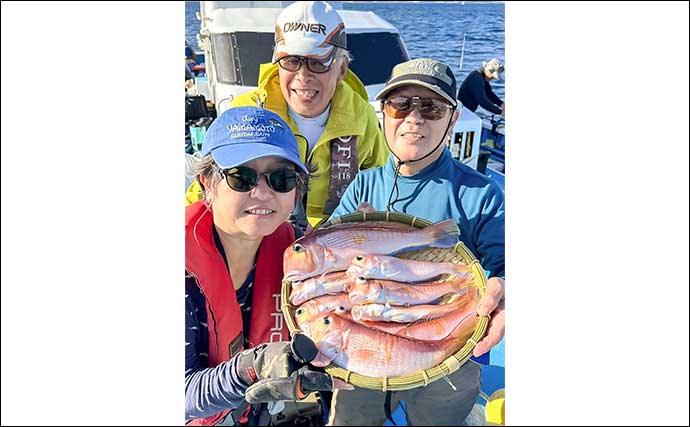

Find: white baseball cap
[273,1,347,62]
[482,58,504,80]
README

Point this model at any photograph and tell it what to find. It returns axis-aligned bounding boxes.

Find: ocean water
[185,1,504,100]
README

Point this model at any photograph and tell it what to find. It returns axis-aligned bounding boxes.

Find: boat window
[211,33,274,86]
[347,32,409,86]
[210,34,237,84]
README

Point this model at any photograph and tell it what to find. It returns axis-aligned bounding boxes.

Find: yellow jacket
[186,63,388,227]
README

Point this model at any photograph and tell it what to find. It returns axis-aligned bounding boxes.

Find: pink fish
[295,297,406,336]
[347,254,472,282]
[350,299,470,323]
[289,272,354,305]
[301,312,463,378]
[294,294,354,328]
[283,220,460,282]
[333,311,408,336]
[350,294,479,341]
[393,296,479,341]
[348,276,474,306]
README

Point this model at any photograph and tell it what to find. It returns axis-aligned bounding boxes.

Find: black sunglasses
[277,55,337,74]
[219,166,299,193]
[383,96,452,121]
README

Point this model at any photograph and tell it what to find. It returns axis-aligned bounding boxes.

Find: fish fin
[311,351,334,367]
[450,262,473,277]
[324,247,337,262]
[378,259,402,278]
[439,293,467,305]
[402,309,449,329]
[447,312,479,341]
[451,277,474,294]
[425,219,460,248]
[341,329,351,347]
[416,309,455,323]
[387,270,401,279]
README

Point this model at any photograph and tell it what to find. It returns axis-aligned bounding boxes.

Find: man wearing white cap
[457,58,505,116]
[231,1,388,229]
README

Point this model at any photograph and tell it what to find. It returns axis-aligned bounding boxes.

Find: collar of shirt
[288,103,331,156]
[385,148,453,182]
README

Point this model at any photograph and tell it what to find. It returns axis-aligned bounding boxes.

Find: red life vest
[185,201,293,425]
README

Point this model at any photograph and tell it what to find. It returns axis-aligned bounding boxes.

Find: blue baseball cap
[202,106,308,174]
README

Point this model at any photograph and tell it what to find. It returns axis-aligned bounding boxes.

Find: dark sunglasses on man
[382,96,453,121]
[276,53,338,74]
[219,166,300,193]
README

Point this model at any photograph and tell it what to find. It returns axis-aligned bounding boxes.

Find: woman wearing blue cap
[185,106,336,425]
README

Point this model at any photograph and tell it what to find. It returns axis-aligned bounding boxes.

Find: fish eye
[358,276,366,281]
[323,316,331,325]
[296,308,303,316]
[293,244,304,253]
[355,255,364,261]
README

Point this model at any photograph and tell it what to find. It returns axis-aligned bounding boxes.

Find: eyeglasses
[219,166,299,193]
[277,55,337,74]
[382,96,452,121]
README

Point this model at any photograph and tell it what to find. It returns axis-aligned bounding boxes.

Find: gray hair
[335,47,353,64]
[192,154,223,204]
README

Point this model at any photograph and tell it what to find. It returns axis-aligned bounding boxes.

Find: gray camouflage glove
[234,333,335,404]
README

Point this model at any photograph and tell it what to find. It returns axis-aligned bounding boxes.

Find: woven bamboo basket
[281,211,489,391]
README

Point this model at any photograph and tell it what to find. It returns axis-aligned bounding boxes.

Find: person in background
[186,62,195,92]
[186,39,199,68]
[457,58,504,116]
[185,106,340,425]
[327,58,505,426]
[185,1,388,231]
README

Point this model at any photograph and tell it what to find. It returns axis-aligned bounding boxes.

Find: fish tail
[425,219,460,248]
[447,311,479,341]
[451,262,473,277]
[451,276,474,294]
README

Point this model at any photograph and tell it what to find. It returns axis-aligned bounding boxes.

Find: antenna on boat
[459,32,466,71]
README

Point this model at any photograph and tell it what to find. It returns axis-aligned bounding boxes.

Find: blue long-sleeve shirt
[329,149,505,278]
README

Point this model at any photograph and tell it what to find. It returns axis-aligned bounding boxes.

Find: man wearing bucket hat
[328,59,505,426]
[185,106,348,425]
[186,1,388,230]
[457,58,505,116]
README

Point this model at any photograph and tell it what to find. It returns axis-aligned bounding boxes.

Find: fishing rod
[459,32,466,71]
